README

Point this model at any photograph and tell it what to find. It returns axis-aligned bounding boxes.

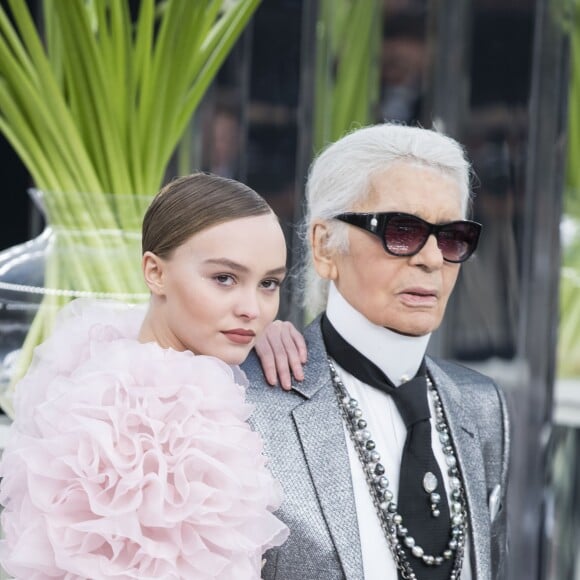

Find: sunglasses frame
[334,211,482,263]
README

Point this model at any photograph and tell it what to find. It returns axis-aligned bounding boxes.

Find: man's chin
[384,316,442,337]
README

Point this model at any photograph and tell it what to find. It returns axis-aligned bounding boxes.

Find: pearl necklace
[328,358,468,580]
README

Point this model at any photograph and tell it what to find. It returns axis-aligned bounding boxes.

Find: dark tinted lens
[437,222,479,262]
[384,215,430,255]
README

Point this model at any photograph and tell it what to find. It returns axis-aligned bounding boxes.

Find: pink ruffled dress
[0,299,288,579]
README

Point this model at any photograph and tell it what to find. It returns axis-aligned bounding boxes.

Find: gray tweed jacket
[242,316,510,580]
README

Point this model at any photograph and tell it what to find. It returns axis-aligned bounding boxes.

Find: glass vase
[0,189,153,417]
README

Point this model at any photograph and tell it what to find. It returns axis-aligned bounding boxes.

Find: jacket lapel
[427,359,490,580]
[291,319,364,579]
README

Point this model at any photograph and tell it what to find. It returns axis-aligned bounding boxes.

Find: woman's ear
[311,220,339,281]
[142,251,166,296]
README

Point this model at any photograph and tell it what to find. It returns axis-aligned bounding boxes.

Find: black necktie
[321,315,453,579]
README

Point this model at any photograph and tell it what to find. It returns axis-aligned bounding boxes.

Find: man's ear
[142,251,166,296]
[311,220,339,281]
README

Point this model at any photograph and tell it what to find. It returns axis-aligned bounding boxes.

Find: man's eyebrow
[203,259,287,277]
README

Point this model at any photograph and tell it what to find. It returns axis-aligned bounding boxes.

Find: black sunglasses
[334,212,482,263]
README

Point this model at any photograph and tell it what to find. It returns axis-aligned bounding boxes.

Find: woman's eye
[215,274,235,286]
[261,279,281,291]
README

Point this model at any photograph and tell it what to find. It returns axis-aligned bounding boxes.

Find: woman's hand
[255,320,307,390]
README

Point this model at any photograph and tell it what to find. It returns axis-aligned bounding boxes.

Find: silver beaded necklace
[328,358,468,580]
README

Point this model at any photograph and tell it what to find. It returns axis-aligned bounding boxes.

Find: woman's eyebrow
[203,258,286,277]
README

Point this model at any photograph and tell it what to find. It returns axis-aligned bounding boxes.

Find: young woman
[0,173,289,579]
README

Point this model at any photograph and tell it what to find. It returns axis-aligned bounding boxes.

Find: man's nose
[410,234,445,269]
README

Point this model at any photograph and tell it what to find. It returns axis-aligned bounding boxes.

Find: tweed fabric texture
[243,316,510,580]
[428,359,511,580]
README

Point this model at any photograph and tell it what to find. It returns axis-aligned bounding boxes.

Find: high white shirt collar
[325,282,431,386]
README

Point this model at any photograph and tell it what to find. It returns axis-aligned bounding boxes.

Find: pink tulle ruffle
[0,299,288,579]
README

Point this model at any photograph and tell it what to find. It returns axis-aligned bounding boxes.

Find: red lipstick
[222,329,256,345]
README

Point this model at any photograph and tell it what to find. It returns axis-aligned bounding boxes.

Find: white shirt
[326,283,472,580]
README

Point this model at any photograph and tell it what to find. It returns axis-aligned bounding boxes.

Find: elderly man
[243,123,510,580]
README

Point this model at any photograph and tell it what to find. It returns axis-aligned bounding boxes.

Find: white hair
[301,123,473,316]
